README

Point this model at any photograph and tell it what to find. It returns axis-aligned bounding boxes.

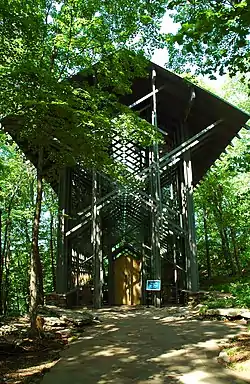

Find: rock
[0,324,19,336]
[43,317,66,327]
[59,313,93,327]
[206,308,250,319]
[38,305,94,327]
[44,331,57,339]
[194,304,204,310]
[238,319,248,325]
[218,351,230,363]
[241,311,250,319]
[93,316,102,322]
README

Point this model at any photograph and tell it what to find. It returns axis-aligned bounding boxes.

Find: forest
[195,78,250,308]
[0,0,249,320]
[0,1,250,382]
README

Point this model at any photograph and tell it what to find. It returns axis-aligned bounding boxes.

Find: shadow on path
[42,307,250,384]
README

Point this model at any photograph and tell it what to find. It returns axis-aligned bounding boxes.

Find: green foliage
[0,134,34,314]
[0,0,168,317]
[0,0,167,176]
[202,278,250,309]
[195,77,250,291]
[230,280,250,308]
[165,1,250,82]
[203,297,236,309]
[0,133,59,315]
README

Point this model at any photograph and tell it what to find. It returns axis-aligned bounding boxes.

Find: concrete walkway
[42,306,250,384]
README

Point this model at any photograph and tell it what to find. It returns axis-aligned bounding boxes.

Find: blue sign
[146,280,161,291]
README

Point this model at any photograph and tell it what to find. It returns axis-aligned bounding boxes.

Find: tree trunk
[24,219,31,312]
[230,227,241,275]
[0,183,21,315]
[212,190,236,276]
[223,228,236,275]
[0,209,2,315]
[1,214,12,315]
[50,212,56,291]
[16,289,20,313]
[30,147,44,330]
[203,206,211,279]
[3,238,11,315]
[219,227,236,275]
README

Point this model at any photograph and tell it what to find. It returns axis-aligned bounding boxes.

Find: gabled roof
[118,62,249,185]
[1,60,249,187]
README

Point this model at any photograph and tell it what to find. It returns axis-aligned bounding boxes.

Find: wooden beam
[137,119,223,180]
[150,68,161,308]
[107,241,114,306]
[179,116,198,292]
[56,167,71,293]
[182,149,199,292]
[92,171,103,309]
[129,85,165,108]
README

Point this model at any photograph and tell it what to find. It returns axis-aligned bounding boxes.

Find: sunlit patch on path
[42,306,250,384]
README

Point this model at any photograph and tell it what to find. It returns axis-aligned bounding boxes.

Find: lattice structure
[1,58,248,309]
[55,69,203,308]
[55,63,249,308]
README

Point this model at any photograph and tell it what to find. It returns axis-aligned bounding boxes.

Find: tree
[194,76,250,282]
[0,0,167,171]
[0,0,167,329]
[0,133,36,315]
[165,0,250,81]
[0,131,74,316]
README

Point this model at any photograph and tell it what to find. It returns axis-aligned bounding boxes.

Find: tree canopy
[0,0,168,328]
[1,0,250,330]
[0,0,167,175]
[166,0,250,82]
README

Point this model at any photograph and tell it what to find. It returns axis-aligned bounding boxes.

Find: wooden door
[114,255,141,305]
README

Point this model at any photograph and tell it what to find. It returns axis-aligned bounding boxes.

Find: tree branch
[58,7,74,80]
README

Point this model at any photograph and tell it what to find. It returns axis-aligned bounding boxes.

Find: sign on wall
[146,280,161,291]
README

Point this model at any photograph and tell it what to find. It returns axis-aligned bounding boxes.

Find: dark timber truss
[55,63,249,309]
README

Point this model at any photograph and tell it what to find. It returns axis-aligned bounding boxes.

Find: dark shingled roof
[119,62,249,185]
[1,60,249,187]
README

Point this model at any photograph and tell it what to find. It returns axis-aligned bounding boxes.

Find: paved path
[42,307,250,384]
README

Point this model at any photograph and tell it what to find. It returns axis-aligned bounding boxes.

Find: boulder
[206,308,250,319]
[218,351,230,363]
[38,305,94,327]
[241,311,250,319]
[43,317,66,327]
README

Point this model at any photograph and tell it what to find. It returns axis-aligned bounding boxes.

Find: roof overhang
[1,60,249,187]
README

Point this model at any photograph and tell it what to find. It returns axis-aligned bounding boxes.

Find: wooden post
[182,150,199,291]
[173,234,179,303]
[56,168,71,293]
[141,242,146,305]
[151,68,161,307]
[203,205,211,279]
[0,207,2,315]
[92,171,103,309]
[108,241,114,306]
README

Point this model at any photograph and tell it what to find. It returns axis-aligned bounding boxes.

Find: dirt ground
[0,308,92,384]
[39,306,250,384]
[0,317,66,384]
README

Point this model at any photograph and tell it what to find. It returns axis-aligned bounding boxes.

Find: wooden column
[92,171,103,309]
[141,242,146,305]
[108,241,114,306]
[150,68,162,307]
[141,224,151,306]
[182,150,199,291]
[56,167,71,293]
